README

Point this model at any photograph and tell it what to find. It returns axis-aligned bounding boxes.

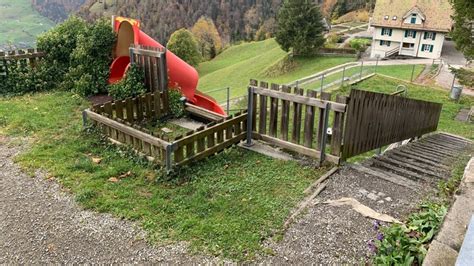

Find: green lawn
[302,64,425,91]
[197,38,355,102]
[0,91,324,260]
[0,0,55,47]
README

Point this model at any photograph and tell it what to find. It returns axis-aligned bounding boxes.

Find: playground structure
[108,16,226,116]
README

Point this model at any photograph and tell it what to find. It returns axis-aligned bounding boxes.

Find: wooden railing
[246,80,348,164]
[92,91,169,124]
[85,99,247,172]
[172,112,247,167]
[342,89,442,159]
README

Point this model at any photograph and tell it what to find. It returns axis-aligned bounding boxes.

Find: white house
[370,0,453,59]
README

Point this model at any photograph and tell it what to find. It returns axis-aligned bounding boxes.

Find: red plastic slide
[109,16,226,116]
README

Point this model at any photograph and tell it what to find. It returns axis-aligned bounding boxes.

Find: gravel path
[259,166,434,264]
[0,137,219,264]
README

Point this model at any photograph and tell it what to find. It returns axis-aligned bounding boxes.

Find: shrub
[167,28,201,67]
[108,64,147,100]
[349,38,371,52]
[2,16,115,96]
[37,16,88,85]
[168,89,185,118]
[67,18,116,96]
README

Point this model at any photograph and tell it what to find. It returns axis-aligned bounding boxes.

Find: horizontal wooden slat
[251,86,346,112]
[173,112,247,147]
[84,109,171,148]
[252,132,340,164]
[176,132,246,166]
[185,103,226,122]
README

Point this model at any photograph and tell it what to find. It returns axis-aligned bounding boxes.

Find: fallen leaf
[118,171,132,179]
[224,164,229,169]
[108,177,119,183]
[92,157,102,164]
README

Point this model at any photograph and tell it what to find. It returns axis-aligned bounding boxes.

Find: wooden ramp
[352,133,473,189]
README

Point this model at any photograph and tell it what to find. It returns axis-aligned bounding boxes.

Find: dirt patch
[88,94,113,106]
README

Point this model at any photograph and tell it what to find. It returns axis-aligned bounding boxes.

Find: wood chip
[108,177,119,183]
[91,157,102,164]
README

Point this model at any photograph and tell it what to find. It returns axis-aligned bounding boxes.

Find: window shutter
[405,30,408,37]
[389,29,393,36]
[430,45,433,52]
[432,33,436,40]
[421,44,425,51]
[413,31,417,38]
[380,40,383,46]
[424,32,427,39]
[388,41,391,47]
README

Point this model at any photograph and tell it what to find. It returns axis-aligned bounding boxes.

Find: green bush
[37,16,88,86]
[349,38,371,52]
[1,16,115,97]
[67,18,116,96]
[168,89,185,118]
[108,64,147,100]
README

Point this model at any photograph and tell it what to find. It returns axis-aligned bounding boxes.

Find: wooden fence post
[319,102,330,164]
[245,82,255,146]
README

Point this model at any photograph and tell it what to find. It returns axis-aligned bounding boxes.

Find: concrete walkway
[424,157,474,266]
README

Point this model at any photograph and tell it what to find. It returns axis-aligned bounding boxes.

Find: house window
[380,40,391,46]
[381,28,393,36]
[384,15,389,20]
[392,16,397,20]
[424,32,437,40]
[405,30,417,38]
[402,43,415,49]
[421,44,434,52]
[411,14,417,24]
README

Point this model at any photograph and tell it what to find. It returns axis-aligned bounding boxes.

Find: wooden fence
[246,80,348,164]
[342,89,442,159]
[84,107,247,171]
[172,112,247,167]
[129,44,168,92]
[92,91,169,124]
[0,49,45,76]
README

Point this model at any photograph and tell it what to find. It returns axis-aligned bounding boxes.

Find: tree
[191,17,222,59]
[167,28,201,66]
[275,0,326,56]
[449,0,473,61]
[449,0,473,88]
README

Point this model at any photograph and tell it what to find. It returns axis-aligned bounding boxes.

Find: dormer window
[392,16,397,20]
[384,15,389,20]
[410,14,417,23]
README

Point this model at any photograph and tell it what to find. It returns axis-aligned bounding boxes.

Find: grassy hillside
[0,0,55,48]
[197,39,355,102]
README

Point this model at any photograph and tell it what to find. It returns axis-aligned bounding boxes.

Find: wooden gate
[342,89,442,159]
[129,44,168,92]
[246,80,348,164]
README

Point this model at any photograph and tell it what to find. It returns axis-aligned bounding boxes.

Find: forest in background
[31,0,373,45]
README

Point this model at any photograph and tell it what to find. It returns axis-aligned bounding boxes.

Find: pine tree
[275,0,326,56]
[449,0,473,61]
[449,0,473,88]
[167,28,201,66]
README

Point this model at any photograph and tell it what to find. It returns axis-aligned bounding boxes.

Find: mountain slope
[31,0,86,22]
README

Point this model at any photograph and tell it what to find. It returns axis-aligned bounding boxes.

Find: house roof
[371,0,453,32]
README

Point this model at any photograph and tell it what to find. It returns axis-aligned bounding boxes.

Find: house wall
[371,26,446,59]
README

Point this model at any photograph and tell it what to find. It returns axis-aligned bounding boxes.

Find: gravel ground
[0,137,221,264]
[260,166,434,264]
